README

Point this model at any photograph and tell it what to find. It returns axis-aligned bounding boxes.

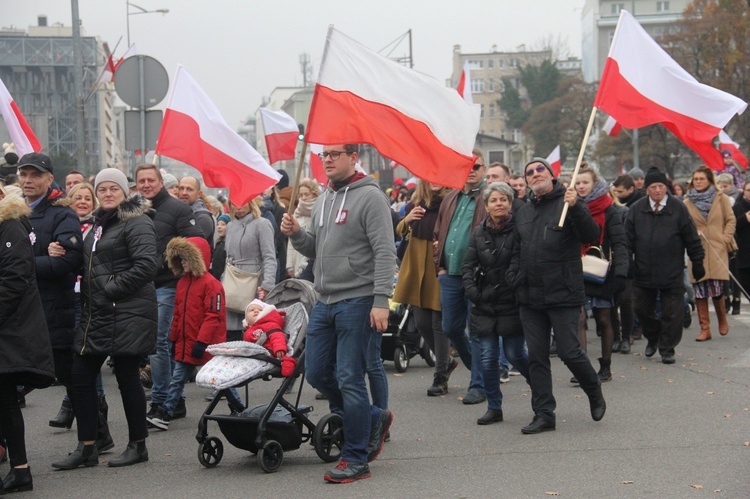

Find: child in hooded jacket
[243,299,296,376]
[147,237,226,430]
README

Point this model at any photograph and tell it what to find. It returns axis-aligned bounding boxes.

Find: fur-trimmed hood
[0,193,31,224]
[167,236,209,277]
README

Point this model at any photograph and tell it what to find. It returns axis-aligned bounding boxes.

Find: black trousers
[519,305,600,421]
[633,286,684,357]
[71,354,147,442]
[611,278,635,341]
[0,381,27,467]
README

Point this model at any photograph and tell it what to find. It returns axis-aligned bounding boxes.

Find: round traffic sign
[114,55,169,108]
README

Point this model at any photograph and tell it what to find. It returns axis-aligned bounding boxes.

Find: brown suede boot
[695,298,712,341]
[713,297,729,336]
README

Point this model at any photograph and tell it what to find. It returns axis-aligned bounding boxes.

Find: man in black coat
[506,158,606,435]
[136,164,204,417]
[625,167,705,364]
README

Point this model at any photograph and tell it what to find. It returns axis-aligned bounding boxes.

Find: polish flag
[260,108,299,165]
[719,130,749,169]
[456,59,473,105]
[594,10,746,171]
[545,145,561,177]
[405,176,418,189]
[0,78,42,156]
[603,115,622,137]
[97,43,138,85]
[306,28,480,190]
[155,65,281,207]
[308,143,327,185]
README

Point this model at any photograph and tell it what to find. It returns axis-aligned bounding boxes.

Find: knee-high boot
[695,298,712,341]
[713,297,729,336]
[96,395,114,453]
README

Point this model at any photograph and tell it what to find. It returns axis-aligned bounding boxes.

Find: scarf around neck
[581,178,612,254]
[687,184,716,219]
[483,213,513,235]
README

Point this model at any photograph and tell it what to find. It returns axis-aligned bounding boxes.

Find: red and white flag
[155,65,281,207]
[405,176,418,189]
[545,145,561,177]
[594,10,746,170]
[306,28,480,190]
[0,78,42,156]
[97,43,138,85]
[603,115,622,137]
[308,143,328,185]
[260,108,299,165]
[719,130,749,169]
[456,59,473,105]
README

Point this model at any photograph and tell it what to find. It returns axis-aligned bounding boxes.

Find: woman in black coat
[733,182,750,305]
[0,187,55,493]
[53,169,157,471]
[462,182,530,426]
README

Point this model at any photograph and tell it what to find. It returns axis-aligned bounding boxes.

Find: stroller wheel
[394,345,409,373]
[257,440,284,473]
[313,413,344,463]
[197,436,223,468]
[421,342,436,367]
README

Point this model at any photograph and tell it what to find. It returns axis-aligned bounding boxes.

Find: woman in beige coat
[684,165,736,341]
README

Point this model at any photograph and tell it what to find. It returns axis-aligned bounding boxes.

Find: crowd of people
[0,138,747,488]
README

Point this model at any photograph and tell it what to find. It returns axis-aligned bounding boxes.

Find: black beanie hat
[643,167,668,188]
[277,170,289,190]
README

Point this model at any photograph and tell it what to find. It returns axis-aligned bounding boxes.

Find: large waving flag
[594,10,747,171]
[456,59,473,105]
[603,115,622,137]
[0,78,42,156]
[155,65,281,207]
[545,145,561,177]
[719,130,749,169]
[305,28,480,190]
[260,108,299,165]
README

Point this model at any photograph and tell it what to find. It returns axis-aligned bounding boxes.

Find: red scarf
[581,194,612,255]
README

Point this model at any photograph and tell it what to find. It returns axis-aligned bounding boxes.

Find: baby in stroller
[243,300,296,377]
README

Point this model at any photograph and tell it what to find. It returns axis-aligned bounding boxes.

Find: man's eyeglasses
[525,165,547,177]
[318,150,348,161]
[472,163,485,171]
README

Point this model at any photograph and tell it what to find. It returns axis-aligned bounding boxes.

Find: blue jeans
[150,287,176,405]
[498,337,510,369]
[306,296,382,464]
[438,274,484,392]
[478,333,530,410]
[367,329,388,410]
[163,361,193,415]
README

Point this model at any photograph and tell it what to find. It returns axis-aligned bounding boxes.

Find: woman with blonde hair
[286,178,321,280]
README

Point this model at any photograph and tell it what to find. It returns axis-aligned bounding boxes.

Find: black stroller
[195,279,343,473]
[381,302,435,372]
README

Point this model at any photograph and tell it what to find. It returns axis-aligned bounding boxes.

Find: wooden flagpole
[557,106,598,228]
[287,141,309,215]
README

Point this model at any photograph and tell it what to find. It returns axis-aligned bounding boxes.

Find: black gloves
[614,276,627,294]
[191,341,208,359]
[692,262,706,282]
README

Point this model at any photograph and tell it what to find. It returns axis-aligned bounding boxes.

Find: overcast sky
[2,0,583,127]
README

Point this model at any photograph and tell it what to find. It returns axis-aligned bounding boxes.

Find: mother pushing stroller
[53,169,157,470]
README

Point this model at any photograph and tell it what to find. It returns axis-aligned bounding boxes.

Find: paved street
[9,308,750,498]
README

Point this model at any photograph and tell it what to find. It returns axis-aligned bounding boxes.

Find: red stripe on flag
[10,101,41,152]
[595,59,724,170]
[306,86,474,190]
[158,109,277,206]
[265,131,298,165]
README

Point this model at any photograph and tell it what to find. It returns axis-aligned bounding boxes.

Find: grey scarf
[583,178,610,203]
[686,184,716,219]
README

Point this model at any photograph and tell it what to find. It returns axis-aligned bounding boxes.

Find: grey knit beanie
[94,168,130,195]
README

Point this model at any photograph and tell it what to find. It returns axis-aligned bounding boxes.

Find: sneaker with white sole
[366,409,394,462]
[146,406,171,430]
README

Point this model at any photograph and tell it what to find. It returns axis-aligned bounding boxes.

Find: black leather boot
[108,441,148,467]
[96,396,115,453]
[476,409,504,425]
[49,399,74,429]
[51,442,98,470]
[597,358,612,382]
[2,466,33,493]
[588,386,606,422]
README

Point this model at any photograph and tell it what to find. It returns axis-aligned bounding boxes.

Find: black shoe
[521,415,556,434]
[145,402,162,418]
[96,430,115,454]
[732,299,741,315]
[588,386,606,422]
[661,354,676,365]
[445,359,459,381]
[644,341,657,358]
[570,376,579,385]
[2,466,33,493]
[51,442,98,470]
[611,340,622,353]
[108,441,148,467]
[172,398,187,419]
[620,340,631,354]
[427,374,448,397]
[366,410,393,463]
[314,392,327,400]
[146,406,171,430]
[597,358,612,382]
[324,460,371,483]
[461,389,486,405]
[477,409,503,425]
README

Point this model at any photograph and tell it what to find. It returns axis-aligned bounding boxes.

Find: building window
[498,59,504,69]
[512,129,522,142]
[468,60,483,69]
[488,59,494,69]
[471,78,484,93]
[488,151,505,163]
[656,1,669,11]
[611,3,624,14]
[488,78,495,92]
[480,104,485,118]
[489,103,496,118]
[499,129,506,139]
[510,59,518,68]
[608,30,616,46]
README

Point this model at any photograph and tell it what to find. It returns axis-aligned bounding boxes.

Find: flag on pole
[308,143,327,185]
[97,43,138,85]
[0,78,42,156]
[260,108,299,165]
[456,59,473,105]
[719,130,749,169]
[603,115,622,137]
[594,10,747,171]
[545,145,561,177]
[155,65,281,207]
[305,27,480,190]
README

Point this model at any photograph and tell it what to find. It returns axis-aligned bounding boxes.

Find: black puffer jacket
[733,196,750,270]
[462,216,522,337]
[0,195,55,387]
[150,188,205,289]
[583,204,630,299]
[75,194,158,356]
[506,181,600,308]
[625,194,704,289]
[29,188,83,350]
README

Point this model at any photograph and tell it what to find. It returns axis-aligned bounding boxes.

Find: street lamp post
[126,2,169,46]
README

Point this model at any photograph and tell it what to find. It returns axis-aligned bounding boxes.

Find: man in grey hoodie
[281,144,396,483]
